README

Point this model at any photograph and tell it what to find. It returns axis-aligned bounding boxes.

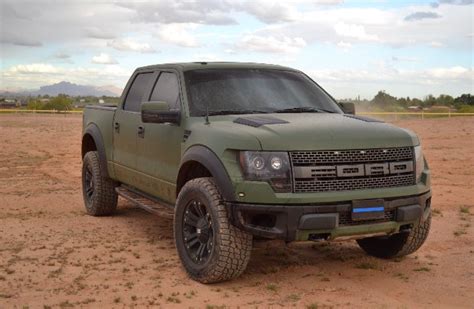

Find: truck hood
[206,113,419,151]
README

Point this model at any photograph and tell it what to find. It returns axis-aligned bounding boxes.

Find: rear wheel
[82,151,117,216]
[357,214,431,258]
[174,177,253,283]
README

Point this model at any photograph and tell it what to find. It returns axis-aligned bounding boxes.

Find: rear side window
[150,72,181,110]
[123,72,153,112]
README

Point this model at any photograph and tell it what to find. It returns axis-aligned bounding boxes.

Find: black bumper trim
[226,191,431,242]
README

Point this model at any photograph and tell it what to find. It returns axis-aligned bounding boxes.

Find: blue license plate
[352,199,385,221]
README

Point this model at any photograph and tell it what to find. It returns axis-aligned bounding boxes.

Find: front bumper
[227,191,431,242]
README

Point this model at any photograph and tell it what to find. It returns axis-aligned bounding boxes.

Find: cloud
[313,0,344,4]
[54,52,71,59]
[8,63,60,74]
[236,0,300,23]
[0,34,42,47]
[404,12,442,21]
[157,24,201,47]
[234,35,307,53]
[438,0,473,5]
[237,3,471,49]
[92,53,118,64]
[85,27,117,40]
[118,1,237,25]
[337,41,352,51]
[118,0,342,25]
[308,65,473,98]
[2,63,131,89]
[334,22,379,41]
[392,56,419,62]
[426,66,471,79]
[107,38,156,53]
[430,41,444,47]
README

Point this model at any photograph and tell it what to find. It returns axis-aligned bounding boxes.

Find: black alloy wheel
[182,199,214,264]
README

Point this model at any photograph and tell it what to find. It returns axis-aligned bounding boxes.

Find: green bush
[457,105,474,113]
[43,95,73,111]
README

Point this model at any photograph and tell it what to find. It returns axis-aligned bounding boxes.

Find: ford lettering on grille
[290,147,416,193]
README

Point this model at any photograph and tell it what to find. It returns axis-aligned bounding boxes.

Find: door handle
[137,125,145,138]
[114,122,120,133]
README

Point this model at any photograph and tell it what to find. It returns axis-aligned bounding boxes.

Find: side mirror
[338,102,355,115]
[141,101,180,125]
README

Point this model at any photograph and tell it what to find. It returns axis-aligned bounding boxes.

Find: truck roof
[136,62,299,72]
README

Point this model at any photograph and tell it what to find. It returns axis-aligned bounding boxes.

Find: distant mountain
[0,81,123,97]
[95,85,123,97]
[32,81,122,97]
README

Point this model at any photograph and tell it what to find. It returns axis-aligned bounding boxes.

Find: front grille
[339,210,396,226]
[290,147,415,193]
[291,147,413,165]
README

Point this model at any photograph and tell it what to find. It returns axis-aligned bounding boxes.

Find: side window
[123,72,153,112]
[150,72,181,110]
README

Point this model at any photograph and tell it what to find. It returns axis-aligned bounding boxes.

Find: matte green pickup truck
[82,62,431,283]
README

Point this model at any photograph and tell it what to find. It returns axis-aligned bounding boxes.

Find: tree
[43,95,73,111]
[423,94,436,107]
[454,94,474,106]
[27,99,44,110]
[371,91,397,109]
[437,94,454,106]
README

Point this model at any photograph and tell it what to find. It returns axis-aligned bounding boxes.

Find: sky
[0,0,473,99]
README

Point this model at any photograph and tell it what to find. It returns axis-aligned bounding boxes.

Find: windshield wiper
[274,107,337,113]
[207,110,269,116]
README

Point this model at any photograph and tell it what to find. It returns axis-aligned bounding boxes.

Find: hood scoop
[343,114,384,123]
[233,116,289,127]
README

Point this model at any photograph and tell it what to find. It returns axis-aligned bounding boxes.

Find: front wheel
[174,177,253,283]
[357,214,431,258]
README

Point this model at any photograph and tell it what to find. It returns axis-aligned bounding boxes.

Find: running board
[115,186,174,219]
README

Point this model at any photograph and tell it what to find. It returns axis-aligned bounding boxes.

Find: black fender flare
[82,123,109,178]
[179,145,236,201]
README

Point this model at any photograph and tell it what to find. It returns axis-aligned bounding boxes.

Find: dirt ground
[0,114,473,308]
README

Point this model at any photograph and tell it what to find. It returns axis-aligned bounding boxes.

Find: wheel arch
[177,145,236,201]
[82,123,109,178]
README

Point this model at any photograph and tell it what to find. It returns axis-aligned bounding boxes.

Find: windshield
[184,69,342,116]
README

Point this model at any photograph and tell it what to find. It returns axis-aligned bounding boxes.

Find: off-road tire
[82,151,117,216]
[357,214,431,258]
[174,177,253,283]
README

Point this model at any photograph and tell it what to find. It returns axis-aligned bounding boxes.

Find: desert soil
[0,114,473,308]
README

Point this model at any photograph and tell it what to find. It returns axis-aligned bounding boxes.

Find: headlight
[239,151,292,192]
[414,145,424,183]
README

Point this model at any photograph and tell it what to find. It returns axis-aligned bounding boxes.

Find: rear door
[135,71,184,203]
[112,71,156,187]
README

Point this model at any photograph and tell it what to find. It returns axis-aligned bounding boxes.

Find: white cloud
[312,0,344,4]
[392,56,419,62]
[308,65,473,99]
[236,0,300,23]
[240,4,471,49]
[107,38,156,53]
[157,24,201,47]
[334,22,379,41]
[430,41,444,47]
[336,41,352,52]
[85,27,117,40]
[426,66,471,79]
[235,35,307,53]
[92,53,118,64]
[2,63,131,89]
[117,1,237,25]
[8,63,60,74]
